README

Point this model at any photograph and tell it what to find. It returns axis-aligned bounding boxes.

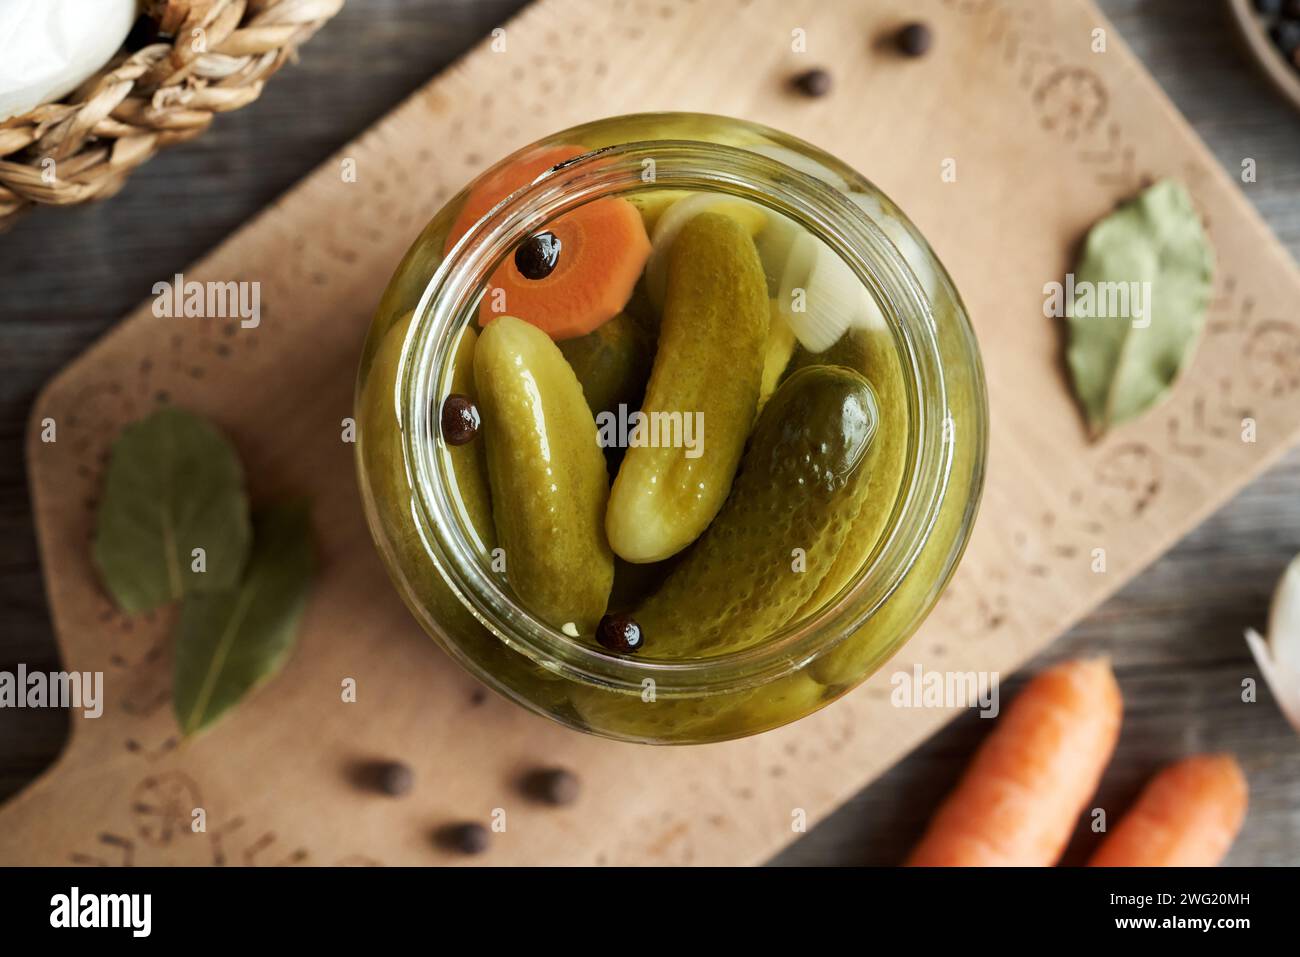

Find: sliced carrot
[1088,755,1247,867]
[477,197,651,341]
[906,657,1122,867]
[445,142,651,341]
[445,144,586,251]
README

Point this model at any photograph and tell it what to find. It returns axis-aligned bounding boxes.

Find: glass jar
[355,113,987,744]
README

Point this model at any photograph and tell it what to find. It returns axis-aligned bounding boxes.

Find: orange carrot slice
[477,197,650,340]
[1088,755,1247,867]
[444,143,652,341]
[906,657,1123,867]
[445,144,586,251]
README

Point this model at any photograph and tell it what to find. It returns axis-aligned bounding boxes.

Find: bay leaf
[1066,179,1214,435]
[173,501,314,736]
[93,406,251,612]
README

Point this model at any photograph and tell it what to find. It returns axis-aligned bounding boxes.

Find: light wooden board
[4,0,1300,866]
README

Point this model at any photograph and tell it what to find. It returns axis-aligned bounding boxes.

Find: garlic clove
[0,0,139,122]
[1245,627,1300,734]
[1267,554,1300,677]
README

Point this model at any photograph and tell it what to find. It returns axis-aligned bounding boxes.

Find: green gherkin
[558,311,654,419]
[474,315,614,635]
[605,212,770,563]
[633,364,880,658]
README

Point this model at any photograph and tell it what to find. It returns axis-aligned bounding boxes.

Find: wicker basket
[0,0,343,230]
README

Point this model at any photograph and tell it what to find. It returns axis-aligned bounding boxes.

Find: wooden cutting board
[5,0,1300,866]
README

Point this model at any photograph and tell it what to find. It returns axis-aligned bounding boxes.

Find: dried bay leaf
[1066,179,1214,435]
[174,502,315,736]
[93,406,251,612]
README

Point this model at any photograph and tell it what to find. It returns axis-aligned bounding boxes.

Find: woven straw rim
[0,0,344,229]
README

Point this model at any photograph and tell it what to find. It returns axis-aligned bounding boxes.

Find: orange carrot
[445,144,586,251]
[476,196,650,341]
[906,657,1122,867]
[445,143,651,341]
[1088,755,1247,867]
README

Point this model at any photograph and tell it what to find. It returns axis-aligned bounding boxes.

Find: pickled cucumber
[632,365,880,658]
[627,189,692,233]
[621,276,660,332]
[567,670,828,743]
[448,325,495,553]
[788,328,908,619]
[473,315,614,633]
[605,212,769,563]
[358,310,420,555]
[358,311,571,715]
[808,301,982,688]
[558,312,654,419]
[758,302,797,412]
[644,194,770,310]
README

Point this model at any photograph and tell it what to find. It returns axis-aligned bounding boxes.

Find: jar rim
[400,115,966,695]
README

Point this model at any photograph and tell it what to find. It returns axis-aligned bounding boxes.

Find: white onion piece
[0,0,139,122]
[753,208,801,299]
[845,192,940,303]
[775,229,877,352]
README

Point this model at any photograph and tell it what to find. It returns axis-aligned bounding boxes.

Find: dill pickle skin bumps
[606,212,769,563]
[633,365,879,658]
[473,316,614,634]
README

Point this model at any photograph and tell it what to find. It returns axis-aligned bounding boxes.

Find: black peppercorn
[438,822,490,855]
[376,761,414,796]
[440,393,480,445]
[792,68,832,97]
[897,22,933,57]
[596,613,644,653]
[522,767,581,806]
[514,231,562,280]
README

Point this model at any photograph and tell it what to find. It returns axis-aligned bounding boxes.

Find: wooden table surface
[2,0,1298,866]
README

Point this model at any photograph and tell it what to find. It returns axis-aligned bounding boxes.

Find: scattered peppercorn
[440,393,480,445]
[514,231,562,280]
[791,68,832,97]
[596,613,644,653]
[897,22,933,58]
[376,761,414,796]
[523,767,581,806]
[438,822,490,855]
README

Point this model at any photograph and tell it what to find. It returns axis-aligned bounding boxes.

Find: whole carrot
[1088,754,1247,867]
[906,657,1122,867]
